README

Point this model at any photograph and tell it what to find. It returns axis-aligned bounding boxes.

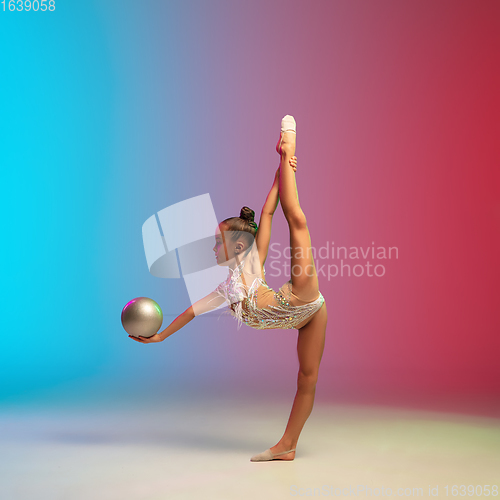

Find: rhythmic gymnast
[130,115,328,462]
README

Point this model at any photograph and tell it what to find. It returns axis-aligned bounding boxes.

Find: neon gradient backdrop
[1,0,498,407]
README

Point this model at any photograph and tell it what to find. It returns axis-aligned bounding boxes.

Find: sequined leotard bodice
[213,259,324,330]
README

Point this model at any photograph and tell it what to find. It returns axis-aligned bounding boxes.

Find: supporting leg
[269,301,328,460]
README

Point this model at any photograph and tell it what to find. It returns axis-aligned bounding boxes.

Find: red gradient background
[167,0,500,408]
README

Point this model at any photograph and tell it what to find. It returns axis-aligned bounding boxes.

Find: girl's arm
[130,290,227,344]
[255,168,280,267]
[158,306,195,341]
[159,289,227,341]
[255,156,296,267]
[129,305,194,343]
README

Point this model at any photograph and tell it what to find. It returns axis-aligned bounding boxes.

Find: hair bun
[239,206,255,223]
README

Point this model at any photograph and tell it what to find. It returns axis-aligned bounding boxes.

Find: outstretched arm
[256,156,297,267]
[129,289,227,343]
[158,306,195,341]
[129,305,195,343]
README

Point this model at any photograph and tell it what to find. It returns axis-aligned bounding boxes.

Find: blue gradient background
[1,0,499,414]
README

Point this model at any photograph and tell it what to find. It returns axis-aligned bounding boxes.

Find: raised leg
[278,129,319,302]
[269,301,328,459]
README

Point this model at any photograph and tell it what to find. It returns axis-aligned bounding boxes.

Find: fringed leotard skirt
[215,259,325,330]
[237,278,325,330]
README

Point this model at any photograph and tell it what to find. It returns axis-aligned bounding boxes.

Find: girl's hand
[128,333,162,343]
[276,156,298,180]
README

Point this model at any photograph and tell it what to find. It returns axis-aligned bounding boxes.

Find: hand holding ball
[121,297,163,341]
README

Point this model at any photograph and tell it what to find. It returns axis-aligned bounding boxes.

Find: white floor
[1,397,499,500]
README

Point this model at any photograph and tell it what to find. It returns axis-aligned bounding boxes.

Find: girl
[130,116,328,462]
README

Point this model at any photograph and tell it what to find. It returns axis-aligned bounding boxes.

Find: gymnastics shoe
[277,115,297,154]
[250,447,296,462]
[281,114,296,133]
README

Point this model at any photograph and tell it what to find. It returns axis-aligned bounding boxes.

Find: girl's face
[213,224,241,266]
[213,225,230,265]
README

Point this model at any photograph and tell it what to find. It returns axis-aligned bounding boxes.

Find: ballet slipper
[250,447,296,462]
[281,114,296,133]
[277,114,296,154]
